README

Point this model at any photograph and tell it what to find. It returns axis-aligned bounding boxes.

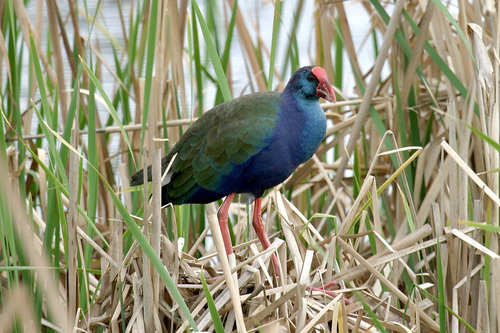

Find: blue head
[282,66,336,103]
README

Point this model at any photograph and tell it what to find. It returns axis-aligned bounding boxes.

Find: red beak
[312,66,336,103]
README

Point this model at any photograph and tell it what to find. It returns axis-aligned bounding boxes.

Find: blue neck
[278,89,327,165]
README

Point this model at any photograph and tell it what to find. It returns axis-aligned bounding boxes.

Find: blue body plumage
[131,66,332,204]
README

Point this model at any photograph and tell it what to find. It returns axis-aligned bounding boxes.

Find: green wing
[163,92,281,201]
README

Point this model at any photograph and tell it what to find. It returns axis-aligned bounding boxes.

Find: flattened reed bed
[1,0,500,332]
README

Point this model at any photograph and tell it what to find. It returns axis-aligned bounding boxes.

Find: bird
[130,66,336,275]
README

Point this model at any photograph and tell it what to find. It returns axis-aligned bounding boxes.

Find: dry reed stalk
[333,0,406,189]
[225,0,267,91]
[205,202,246,332]
[67,125,80,324]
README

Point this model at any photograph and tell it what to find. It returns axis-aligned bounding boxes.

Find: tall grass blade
[192,0,232,102]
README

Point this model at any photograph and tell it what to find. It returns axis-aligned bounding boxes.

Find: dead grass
[1,0,500,332]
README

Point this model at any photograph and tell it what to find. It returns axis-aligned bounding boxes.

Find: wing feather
[162,92,281,203]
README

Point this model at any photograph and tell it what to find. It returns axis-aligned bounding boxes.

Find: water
[21,0,381,113]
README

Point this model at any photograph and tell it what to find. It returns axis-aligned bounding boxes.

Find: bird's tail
[130,168,148,186]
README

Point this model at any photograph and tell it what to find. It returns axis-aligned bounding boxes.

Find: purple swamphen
[130,66,336,275]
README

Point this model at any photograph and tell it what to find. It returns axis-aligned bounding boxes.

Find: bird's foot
[270,253,280,276]
[306,282,351,304]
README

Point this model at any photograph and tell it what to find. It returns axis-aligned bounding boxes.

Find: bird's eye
[307,74,316,82]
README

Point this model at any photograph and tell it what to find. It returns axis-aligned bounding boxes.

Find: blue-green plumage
[130,66,335,206]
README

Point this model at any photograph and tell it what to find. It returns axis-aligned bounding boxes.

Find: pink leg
[217,193,236,255]
[253,197,280,275]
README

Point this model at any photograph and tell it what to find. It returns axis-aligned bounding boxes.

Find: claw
[306,283,351,304]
